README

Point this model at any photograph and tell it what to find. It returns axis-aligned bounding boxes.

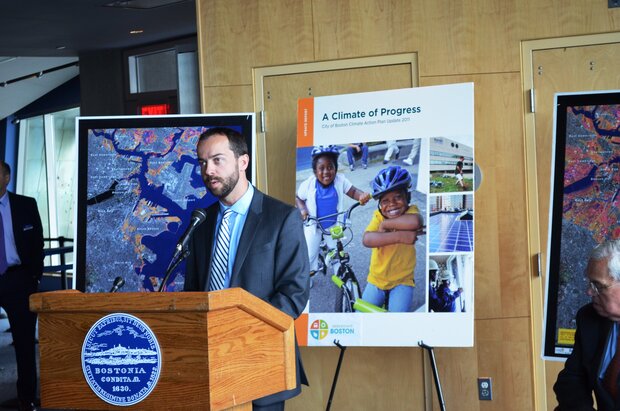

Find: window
[124,37,199,115]
[17,107,79,267]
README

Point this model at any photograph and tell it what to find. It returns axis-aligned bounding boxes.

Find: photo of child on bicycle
[295,84,474,346]
[295,141,427,314]
[295,145,371,281]
[362,165,424,312]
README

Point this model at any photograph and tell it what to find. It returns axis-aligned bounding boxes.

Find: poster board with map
[75,114,255,293]
[544,91,620,359]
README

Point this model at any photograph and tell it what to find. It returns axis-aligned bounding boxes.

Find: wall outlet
[478,377,492,400]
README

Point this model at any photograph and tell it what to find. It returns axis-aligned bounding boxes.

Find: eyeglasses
[588,280,617,295]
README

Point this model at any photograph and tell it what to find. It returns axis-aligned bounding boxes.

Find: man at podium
[184,127,310,411]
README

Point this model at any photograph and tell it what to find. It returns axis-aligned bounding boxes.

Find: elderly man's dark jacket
[554,303,618,411]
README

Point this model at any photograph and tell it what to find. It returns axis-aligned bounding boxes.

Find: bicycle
[305,202,385,313]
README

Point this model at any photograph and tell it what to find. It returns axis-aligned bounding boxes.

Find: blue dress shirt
[0,192,22,267]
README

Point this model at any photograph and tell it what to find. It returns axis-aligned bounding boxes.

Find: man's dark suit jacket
[7,192,44,280]
[3,191,43,403]
[554,303,617,411]
[184,188,310,406]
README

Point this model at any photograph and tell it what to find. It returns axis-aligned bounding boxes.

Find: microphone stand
[157,248,190,292]
[109,277,125,293]
[158,208,206,292]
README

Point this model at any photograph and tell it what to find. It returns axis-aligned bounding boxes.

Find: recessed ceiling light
[56,46,66,50]
[130,29,144,35]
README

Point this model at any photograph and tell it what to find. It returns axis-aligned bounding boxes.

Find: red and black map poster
[544,91,620,359]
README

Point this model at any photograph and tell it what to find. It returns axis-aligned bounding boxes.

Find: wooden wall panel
[311,0,518,76]
[431,346,480,410]
[415,0,519,76]
[311,0,620,77]
[289,347,425,410]
[198,0,314,86]
[546,361,564,409]
[517,1,620,40]
[198,0,620,89]
[311,0,418,60]
[422,73,530,320]
[195,0,620,409]
[201,85,254,113]
[471,164,502,319]
[475,318,534,411]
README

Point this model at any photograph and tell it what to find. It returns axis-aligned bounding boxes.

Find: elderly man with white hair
[554,239,620,411]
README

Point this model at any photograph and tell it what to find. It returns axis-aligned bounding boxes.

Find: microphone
[171,208,207,262]
[158,208,207,293]
[109,276,125,293]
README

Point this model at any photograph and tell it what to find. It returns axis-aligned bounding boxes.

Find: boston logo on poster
[81,313,162,406]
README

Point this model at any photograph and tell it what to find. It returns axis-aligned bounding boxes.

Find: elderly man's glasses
[588,280,617,295]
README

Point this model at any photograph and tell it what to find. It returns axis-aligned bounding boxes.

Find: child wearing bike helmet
[362,165,423,312]
[296,145,371,276]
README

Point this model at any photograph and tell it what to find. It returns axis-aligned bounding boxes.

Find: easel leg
[419,341,446,411]
[326,340,347,411]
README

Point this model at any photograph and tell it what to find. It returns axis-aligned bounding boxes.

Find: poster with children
[295,84,475,347]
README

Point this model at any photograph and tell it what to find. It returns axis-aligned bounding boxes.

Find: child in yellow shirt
[362,166,423,312]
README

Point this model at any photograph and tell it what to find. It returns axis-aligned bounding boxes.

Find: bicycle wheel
[336,280,355,312]
[317,253,327,276]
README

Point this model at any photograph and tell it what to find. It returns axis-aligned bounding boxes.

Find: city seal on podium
[81,313,162,406]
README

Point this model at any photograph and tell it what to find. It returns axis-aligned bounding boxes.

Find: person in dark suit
[184,127,310,411]
[0,161,44,411]
[554,239,620,411]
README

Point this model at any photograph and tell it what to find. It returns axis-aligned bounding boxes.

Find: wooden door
[524,36,620,409]
[253,55,431,410]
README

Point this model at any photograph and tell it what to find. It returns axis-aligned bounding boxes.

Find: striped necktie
[604,332,620,401]
[0,210,6,275]
[209,208,233,291]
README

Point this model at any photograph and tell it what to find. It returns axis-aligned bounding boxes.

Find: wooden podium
[30,288,297,410]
